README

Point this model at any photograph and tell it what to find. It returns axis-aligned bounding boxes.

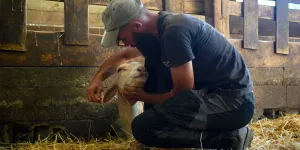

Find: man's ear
[131,21,143,32]
[102,84,118,103]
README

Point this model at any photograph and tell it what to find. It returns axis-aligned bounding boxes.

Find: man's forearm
[94,47,141,81]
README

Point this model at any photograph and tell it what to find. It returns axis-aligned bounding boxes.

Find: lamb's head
[116,62,148,91]
[102,62,148,103]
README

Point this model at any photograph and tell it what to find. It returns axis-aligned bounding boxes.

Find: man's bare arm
[144,61,194,104]
[87,47,141,102]
[95,47,141,81]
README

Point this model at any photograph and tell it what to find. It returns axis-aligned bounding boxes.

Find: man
[87,0,255,149]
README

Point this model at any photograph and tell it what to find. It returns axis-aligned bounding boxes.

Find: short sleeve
[162,26,195,67]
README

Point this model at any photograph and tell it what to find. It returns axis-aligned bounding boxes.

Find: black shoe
[229,126,254,150]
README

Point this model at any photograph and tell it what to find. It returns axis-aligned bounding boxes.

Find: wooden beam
[213,0,222,32]
[222,0,229,38]
[141,0,163,10]
[165,0,184,13]
[276,0,289,54]
[183,0,205,14]
[3,32,300,68]
[213,0,229,38]
[231,39,300,68]
[0,0,26,51]
[204,0,214,25]
[228,1,300,23]
[64,0,89,45]
[89,0,110,5]
[165,0,205,14]
[243,0,259,49]
[0,32,123,67]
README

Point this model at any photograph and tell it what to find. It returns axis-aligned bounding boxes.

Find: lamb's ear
[102,84,118,103]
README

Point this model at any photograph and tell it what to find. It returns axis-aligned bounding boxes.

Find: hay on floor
[7,114,300,150]
[248,113,300,150]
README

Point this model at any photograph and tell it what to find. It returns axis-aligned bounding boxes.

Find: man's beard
[133,33,161,59]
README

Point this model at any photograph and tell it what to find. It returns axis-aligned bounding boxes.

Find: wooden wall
[0,0,300,143]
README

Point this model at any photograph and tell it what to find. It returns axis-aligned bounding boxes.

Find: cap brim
[101,28,119,48]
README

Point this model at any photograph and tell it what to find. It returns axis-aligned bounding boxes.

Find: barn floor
[2,113,300,150]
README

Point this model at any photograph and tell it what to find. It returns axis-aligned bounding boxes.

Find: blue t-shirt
[155,11,253,96]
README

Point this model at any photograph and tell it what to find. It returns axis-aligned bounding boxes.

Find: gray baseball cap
[101,0,144,48]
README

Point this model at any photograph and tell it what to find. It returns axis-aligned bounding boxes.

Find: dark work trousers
[132,60,255,149]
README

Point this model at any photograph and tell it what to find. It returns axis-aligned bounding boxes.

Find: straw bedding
[6,114,300,150]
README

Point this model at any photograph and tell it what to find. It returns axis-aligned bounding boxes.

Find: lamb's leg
[117,96,135,138]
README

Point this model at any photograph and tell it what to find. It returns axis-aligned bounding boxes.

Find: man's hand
[121,85,148,103]
[87,77,103,103]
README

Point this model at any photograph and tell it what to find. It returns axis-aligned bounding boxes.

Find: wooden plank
[276,0,289,54]
[142,0,163,10]
[27,1,159,27]
[183,0,205,14]
[213,0,222,32]
[204,0,214,25]
[0,32,125,67]
[46,0,163,10]
[230,39,300,68]
[243,0,259,49]
[0,0,26,51]
[91,0,164,10]
[231,34,300,42]
[27,1,106,27]
[228,1,300,23]
[64,0,89,45]
[230,16,300,38]
[165,0,184,13]
[222,0,229,38]
[213,0,229,38]
[1,32,60,66]
[89,0,110,5]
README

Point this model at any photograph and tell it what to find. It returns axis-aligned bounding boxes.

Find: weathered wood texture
[276,0,289,54]
[142,0,163,10]
[165,0,184,12]
[230,16,300,38]
[27,1,161,27]
[46,0,163,10]
[1,32,300,67]
[89,0,110,5]
[0,0,26,51]
[204,0,214,25]
[228,1,300,23]
[231,34,300,42]
[91,0,164,10]
[243,0,258,49]
[213,0,229,38]
[64,0,89,45]
[231,39,300,68]
[165,0,205,14]
[0,31,144,67]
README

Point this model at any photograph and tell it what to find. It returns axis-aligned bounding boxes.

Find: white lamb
[102,61,148,139]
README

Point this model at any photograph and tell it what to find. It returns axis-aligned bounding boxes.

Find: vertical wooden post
[222,0,229,38]
[204,0,214,26]
[0,0,26,51]
[64,0,89,45]
[243,0,259,49]
[275,0,289,54]
[213,0,229,38]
